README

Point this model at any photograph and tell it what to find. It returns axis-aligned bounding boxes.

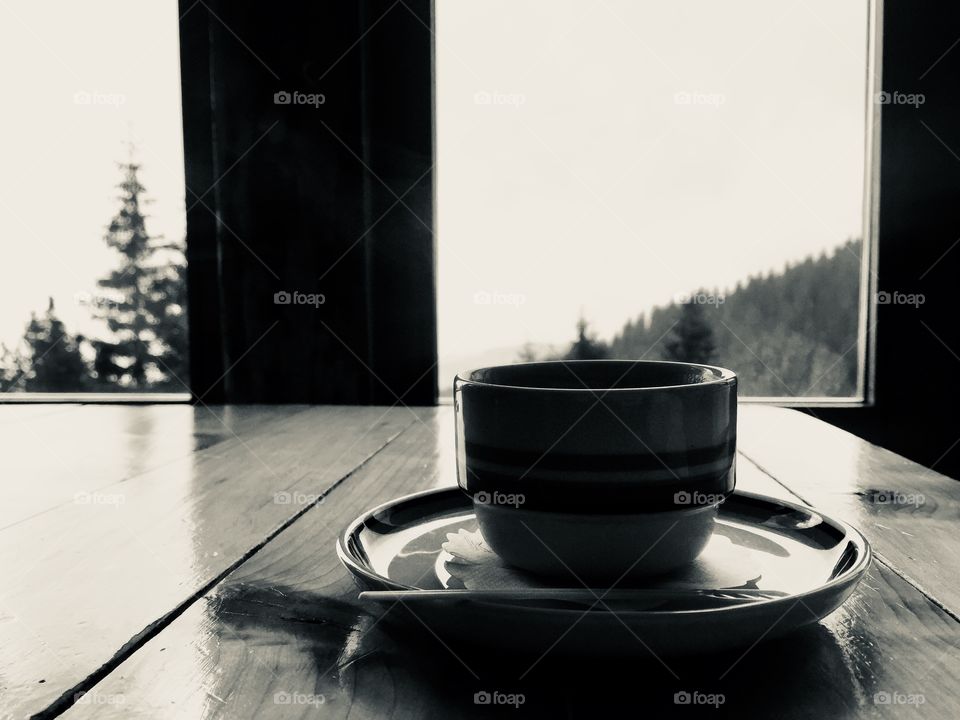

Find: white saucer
[337,487,871,656]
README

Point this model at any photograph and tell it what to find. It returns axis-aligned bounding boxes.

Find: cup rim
[454,359,737,393]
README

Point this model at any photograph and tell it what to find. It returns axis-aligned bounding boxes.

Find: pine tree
[91,157,188,389]
[14,298,91,392]
[663,301,717,365]
[517,343,540,362]
[564,317,609,360]
[0,343,28,392]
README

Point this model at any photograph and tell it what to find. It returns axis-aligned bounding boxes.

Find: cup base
[474,502,718,582]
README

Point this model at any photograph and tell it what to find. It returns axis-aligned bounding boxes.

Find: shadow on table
[212,581,874,718]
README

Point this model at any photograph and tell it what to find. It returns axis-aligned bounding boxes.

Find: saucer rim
[337,486,872,617]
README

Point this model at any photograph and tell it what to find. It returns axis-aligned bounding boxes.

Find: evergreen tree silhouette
[91,156,188,389]
[663,301,717,364]
[564,317,609,360]
[14,298,91,392]
[0,343,26,392]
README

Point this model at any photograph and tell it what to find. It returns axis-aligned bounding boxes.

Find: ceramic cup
[454,360,737,581]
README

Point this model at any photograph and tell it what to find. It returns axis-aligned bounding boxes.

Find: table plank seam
[737,449,814,507]
[870,553,960,625]
[30,411,421,720]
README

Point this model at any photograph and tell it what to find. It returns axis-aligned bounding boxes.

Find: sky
[0,1,185,351]
[436,0,869,374]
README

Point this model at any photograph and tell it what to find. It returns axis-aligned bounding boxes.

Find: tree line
[0,160,188,392]
[2,161,860,400]
[525,239,862,397]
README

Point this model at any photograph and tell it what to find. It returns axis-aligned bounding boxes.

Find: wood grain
[0,404,418,719]
[1,404,305,530]
[59,407,960,719]
[739,405,960,612]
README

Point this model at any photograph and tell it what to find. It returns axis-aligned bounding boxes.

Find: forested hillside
[609,239,862,397]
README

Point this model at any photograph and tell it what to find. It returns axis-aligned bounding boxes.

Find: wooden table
[2,404,958,718]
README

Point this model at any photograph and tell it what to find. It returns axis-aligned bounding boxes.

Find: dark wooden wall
[180,0,436,404]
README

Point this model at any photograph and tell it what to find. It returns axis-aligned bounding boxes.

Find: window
[0,1,188,397]
[436,0,873,400]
